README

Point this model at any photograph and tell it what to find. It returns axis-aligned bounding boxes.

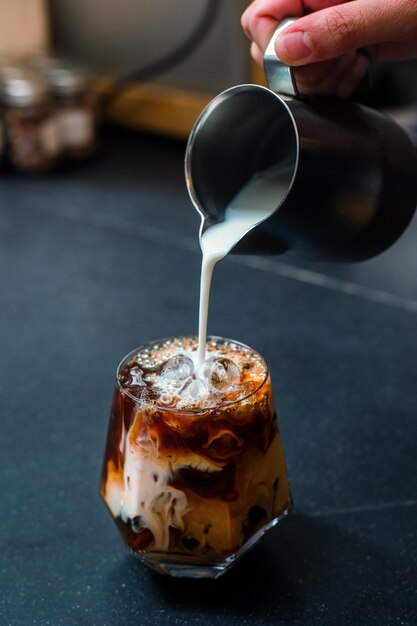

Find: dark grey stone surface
[0,128,416,626]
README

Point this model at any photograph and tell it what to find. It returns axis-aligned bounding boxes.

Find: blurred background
[1,3,417,625]
[0,0,253,154]
[0,0,416,149]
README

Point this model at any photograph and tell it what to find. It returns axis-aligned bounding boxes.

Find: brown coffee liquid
[101,337,291,562]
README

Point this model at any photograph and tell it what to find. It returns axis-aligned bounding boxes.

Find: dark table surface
[0,127,416,626]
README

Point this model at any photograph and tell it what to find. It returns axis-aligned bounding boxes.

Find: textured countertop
[0,128,416,626]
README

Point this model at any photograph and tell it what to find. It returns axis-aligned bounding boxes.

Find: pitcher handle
[264,18,299,97]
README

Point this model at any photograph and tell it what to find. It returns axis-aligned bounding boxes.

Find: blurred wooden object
[0,0,49,56]
[103,82,211,140]
[102,59,264,140]
[0,2,257,140]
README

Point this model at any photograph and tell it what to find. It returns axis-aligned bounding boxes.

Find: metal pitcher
[185,19,417,262]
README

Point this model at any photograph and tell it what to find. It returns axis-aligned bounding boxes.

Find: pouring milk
[196,166,292,368]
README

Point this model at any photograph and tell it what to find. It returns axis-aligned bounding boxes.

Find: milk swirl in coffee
[100,168,292,573]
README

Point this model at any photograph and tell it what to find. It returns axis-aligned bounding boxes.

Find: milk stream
[196,166,292,368]
[103,167,292,543]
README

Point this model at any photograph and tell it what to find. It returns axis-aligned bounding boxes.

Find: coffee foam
[118,336,267,411]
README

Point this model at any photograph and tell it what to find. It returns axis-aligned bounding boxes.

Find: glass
[1,72,61,172]
[100,336,292,579]
[45,65,96,161]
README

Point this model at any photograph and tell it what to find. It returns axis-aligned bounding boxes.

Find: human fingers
[242,0,304,52]
[250,40,264,67]
[332,53,368,98]
[250,37,349,85]
[273,0,417,65]
[250,37,368,98]
[241,0,347,52]
[293,52,368,97]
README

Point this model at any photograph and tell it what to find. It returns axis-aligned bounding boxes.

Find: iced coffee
[101,336,292,578]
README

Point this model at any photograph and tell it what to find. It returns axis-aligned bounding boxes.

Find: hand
[241,0,417,97]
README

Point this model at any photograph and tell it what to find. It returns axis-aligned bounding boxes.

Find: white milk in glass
[196,166,292,368]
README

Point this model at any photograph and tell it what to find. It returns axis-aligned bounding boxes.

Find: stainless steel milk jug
[185,19,417,262]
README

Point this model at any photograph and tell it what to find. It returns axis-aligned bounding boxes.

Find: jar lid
[24,54,60,72]
[45,66,89,95]
[1,72,49,106]
[0,61,29,81]
[25,55,90,95]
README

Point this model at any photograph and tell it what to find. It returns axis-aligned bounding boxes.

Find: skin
[241,0,417,96]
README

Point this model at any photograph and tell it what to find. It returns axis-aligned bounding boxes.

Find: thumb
[274,0,417,65]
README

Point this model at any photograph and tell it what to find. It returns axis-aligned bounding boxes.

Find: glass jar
[1,72,61,172]
[45,65,96,161]
[0,110,4,165]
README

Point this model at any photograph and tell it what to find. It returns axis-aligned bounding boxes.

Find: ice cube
[223,381,258,402]
[202,357,241,391]
[128,366,146,387]
[158,392,176,406]
[180,377,210,400]
[160,353,194,382]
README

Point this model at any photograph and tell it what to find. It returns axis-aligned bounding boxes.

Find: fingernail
[353,54,368,79]
[337,56,369,99]
[279,31,313,61]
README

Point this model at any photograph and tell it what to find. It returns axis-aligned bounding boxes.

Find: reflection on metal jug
[185,19,417,262]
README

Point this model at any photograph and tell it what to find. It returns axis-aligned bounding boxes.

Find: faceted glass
[100,337,292,579]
